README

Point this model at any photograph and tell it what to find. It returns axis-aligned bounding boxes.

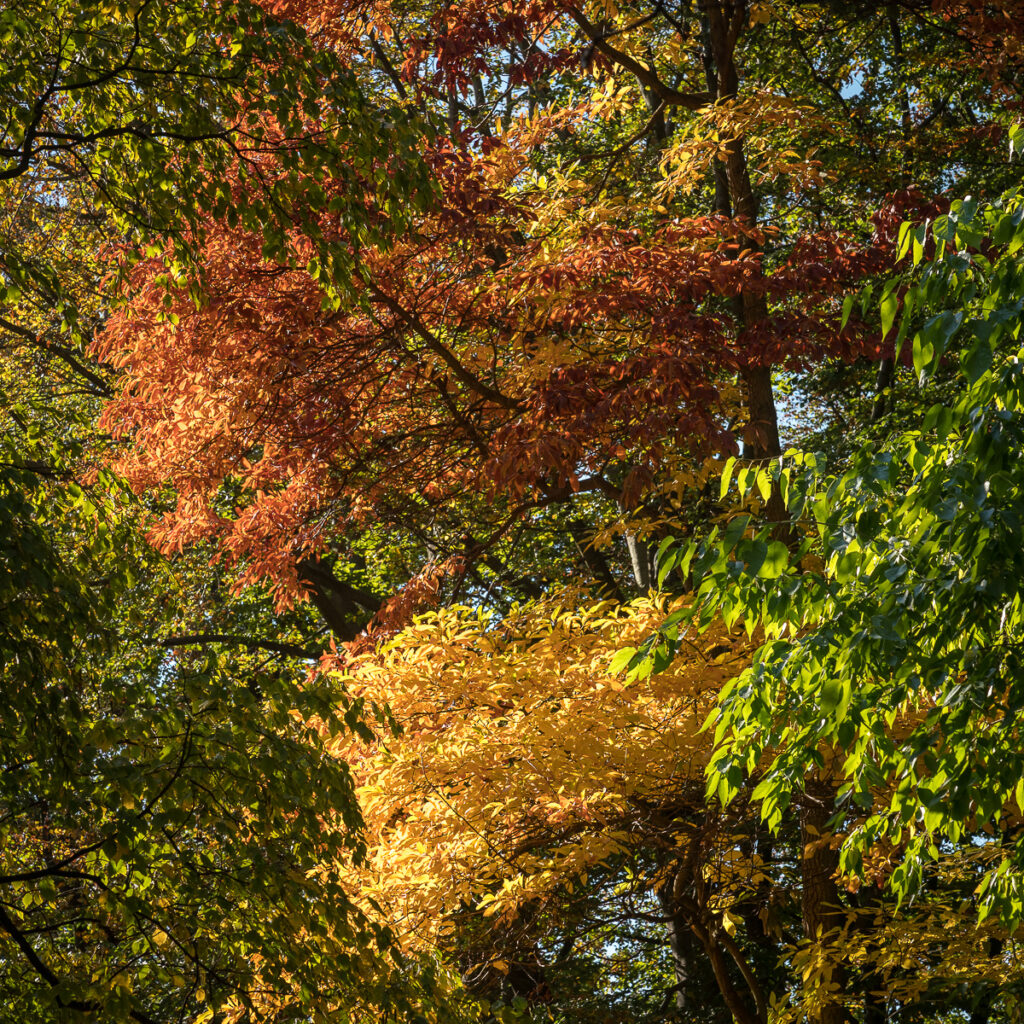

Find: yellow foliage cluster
[312,588,1021,1015]
[658,93,832,202]
[326,595,758,949]
[784,841,1024,1024]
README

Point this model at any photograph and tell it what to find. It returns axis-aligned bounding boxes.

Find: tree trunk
[569,520,627,599]
[870,356,895,424]
[801,784,846,1024]
[704,11,737,220]
[659,855,768,1024]
[658,885,731,1022]
[739,364,782,460]
[701,14,732,217]
[967,937,1002,1024]
[704,5,790,535]
[299,559,379,641]
[703,9,781,461]
[624,530,652,591]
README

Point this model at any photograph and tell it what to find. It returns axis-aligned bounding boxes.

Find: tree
[0,398,395,1021]
[640,158,1024,1018]
[96,1,1024,629]
[0,0,431,363]
[0,3,449,1018]
[689,177,1024,915]
[322,581,1024,1024]
[49,1,1024,1022]
[330,596,778,1023]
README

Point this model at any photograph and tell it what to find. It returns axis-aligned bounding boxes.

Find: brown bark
[705,5,782,450]
[701,14,732,217]
[658,886,732,1023]
[739,363,782,461]
[703,3,790,539]
[581,3,785,476]
[866,5,911,430]
[299,559,379,641]
[566,5,713,109]
[569,520,628,600]
[659,839,768,1024]
[680,898,767,1024]
[801,784,846,1024]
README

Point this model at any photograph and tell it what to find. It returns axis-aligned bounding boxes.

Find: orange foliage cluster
[96,114,904,601]
[933,0,1024,82]
[93,0,997,620]
[263,0,568,87]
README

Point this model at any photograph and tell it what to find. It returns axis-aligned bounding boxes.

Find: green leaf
[962,337,992,383]
[758,541,789,579]
[719,456,737,501]
[912,330,934,379]
[881,290,898,341]
[841,293,855,329]
[608,646,638,675]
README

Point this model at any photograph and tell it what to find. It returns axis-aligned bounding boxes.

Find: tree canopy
[2,1,1024,1023]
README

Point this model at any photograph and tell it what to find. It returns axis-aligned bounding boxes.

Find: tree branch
[0,315,112,396]
[367,282,524,412]
[566,5,712,109]
[145,633,319,659]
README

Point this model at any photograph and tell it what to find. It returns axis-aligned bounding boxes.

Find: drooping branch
[0,901,159,1024]
[366,281,524,413]
[145,633,320,659]
[0,316,112,397]
[565,5,712,109]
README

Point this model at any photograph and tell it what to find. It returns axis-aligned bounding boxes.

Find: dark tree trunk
[299,559,380,641]
[701,14,732,218]
[569,520,627,599]
[703,4,790,537]
[800,784,846,1024]
[658,885,732,1023]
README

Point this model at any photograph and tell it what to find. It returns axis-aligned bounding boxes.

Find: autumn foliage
[334,598,754,935]
[5,0,1024,1022]
[97,116,917,608]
